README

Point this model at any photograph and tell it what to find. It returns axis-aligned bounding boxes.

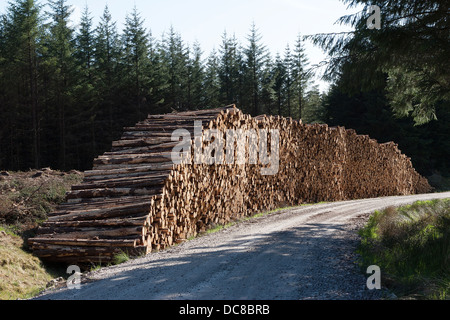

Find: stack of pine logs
[29,105,432,264]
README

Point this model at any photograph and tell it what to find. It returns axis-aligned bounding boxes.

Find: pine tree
[122,6,151,120]
[74,5,97,166]
[218,31,243,106]
[307,0,449,124]
[259,56,275,116]
[94,4,122,147]
[0,14,5,119]
[160,26,189,111]
[243,23,270,116]
[283,45,295,117]
[292,34,311,120]
[146,32,169,114]
[186,41,205,109]
[75,5,94,79]
[0,16,5,168]
[303,85,324,124]
[271,53,287,116]
[46,0,77,170]
[1,0,43,169]
[95,5,121,79]
[203,49,221,108]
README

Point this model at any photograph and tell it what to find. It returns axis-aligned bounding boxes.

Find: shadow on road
[36,221,384,300]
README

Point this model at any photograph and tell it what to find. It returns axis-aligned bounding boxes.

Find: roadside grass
[112,251,131,265]
[357,199,450,300]
[0,226,59,300]
[0,170,83,300]
[205,222,236,235]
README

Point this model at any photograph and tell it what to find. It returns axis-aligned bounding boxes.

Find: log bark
[28,238,137,247]
[48,202,151,222]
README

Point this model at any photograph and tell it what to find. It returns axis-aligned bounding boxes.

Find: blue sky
[0,0,363,92]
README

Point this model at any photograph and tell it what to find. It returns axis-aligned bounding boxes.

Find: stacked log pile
[29,105,432,264]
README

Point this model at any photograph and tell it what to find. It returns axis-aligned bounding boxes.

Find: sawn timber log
[29,105,432,265]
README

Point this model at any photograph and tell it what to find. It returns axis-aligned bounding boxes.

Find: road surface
[35,192,450,300]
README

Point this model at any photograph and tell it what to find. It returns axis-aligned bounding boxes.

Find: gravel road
[35,192,450,300]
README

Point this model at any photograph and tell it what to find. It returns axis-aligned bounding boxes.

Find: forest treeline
[0,0,321,172]
[313,0,449,189]
[0,0,448,190]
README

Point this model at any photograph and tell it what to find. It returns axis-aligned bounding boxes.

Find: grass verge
[0,227,61,300]
[0,169,83,300]
[357,199,450,300]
